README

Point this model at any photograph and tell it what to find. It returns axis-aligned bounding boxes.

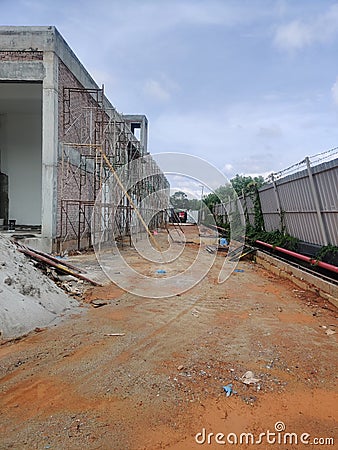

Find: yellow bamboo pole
[97,146,163,255]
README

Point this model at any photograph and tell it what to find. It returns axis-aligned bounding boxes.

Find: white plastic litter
[240,370,260,385]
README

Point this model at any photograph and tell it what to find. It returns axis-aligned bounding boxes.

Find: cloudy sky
[2,0,338,179]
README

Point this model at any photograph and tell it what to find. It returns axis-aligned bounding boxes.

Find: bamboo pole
[97,146,163,255]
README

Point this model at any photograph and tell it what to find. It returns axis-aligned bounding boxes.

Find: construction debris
[191,309,200,317]
[240,371,260,385]
[20,247,87,273]
[104,333,125,337]
[91,299,108,308]
[61,280,83,296]
[325,329,336,336]
[223,383,233,397]
[228,245,256,261]
[205,244,256,260]
[16,243,100,286]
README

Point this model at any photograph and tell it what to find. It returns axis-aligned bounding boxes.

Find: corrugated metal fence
[214,157,338,246]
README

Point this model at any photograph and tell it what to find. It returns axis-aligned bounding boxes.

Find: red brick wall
[56,59,99,245]
[58,59,99,144]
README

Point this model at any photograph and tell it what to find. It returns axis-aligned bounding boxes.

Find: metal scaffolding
[58,86,169,251]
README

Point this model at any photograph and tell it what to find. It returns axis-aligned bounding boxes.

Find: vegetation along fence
[214,155,338,247]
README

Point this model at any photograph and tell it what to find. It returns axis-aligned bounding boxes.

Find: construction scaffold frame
[58,86,169,251]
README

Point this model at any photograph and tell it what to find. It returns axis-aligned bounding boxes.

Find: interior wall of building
[0,83,42,225]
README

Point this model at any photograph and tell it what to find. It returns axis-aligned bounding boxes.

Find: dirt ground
[0,226,337,449]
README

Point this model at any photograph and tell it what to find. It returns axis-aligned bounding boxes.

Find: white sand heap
[0,235,79,340]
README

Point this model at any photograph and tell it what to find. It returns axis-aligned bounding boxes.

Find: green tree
[170,191,189,209]
[186,198,201,210]
[215,184,234,201]
[203,192,221,210]
[230,174,265,196]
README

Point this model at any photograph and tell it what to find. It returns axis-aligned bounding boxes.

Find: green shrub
[315,244,338,263]
[246,227,299,251]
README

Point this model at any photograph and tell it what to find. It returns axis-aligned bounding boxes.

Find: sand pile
[0,235,79,340]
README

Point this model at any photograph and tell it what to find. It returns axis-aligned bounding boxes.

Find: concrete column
[140,117,148,155]
[41,51,58,250]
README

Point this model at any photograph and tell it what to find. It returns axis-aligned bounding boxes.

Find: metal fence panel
[213,157,337,247]
[259,158,338,246]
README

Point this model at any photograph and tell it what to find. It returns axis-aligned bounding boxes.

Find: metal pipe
[17,246,100,285]
[256,240,338,274]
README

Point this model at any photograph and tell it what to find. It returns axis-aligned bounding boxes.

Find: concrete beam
[0,26,56,51]
[0,61,45,80]
[0,27,98,89]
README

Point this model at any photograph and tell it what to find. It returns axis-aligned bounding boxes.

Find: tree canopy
[170,191,190,209]
[170,175,265,212]
[230,174,265,196]
[170,191,203,210]
[203,174,265,210]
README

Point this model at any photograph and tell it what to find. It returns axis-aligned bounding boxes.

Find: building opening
[0,81,42,230]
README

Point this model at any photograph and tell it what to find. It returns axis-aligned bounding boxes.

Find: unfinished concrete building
[0,26,169,252]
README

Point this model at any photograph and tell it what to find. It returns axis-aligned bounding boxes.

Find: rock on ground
[0,235,79,340]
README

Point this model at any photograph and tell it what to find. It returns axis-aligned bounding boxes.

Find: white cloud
[143,75,179,103]
[222,164,234,175]
[331,78,338,105]
[150,97,338,177]
[274,4,338,51]
[144,80,171,102]
[101,0,265,40]
[257,124,283,138]
[168,175,209,199]
[274,20,312,50]
[88,68,118,90]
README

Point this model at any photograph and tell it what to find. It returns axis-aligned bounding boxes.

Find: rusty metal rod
[16,243,87,273]
[18,246,100,286]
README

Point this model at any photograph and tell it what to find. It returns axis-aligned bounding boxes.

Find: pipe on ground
[255,240,338,275]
